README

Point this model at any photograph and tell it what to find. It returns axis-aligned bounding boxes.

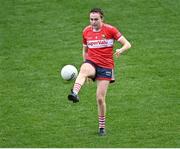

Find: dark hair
[90,8,104,18]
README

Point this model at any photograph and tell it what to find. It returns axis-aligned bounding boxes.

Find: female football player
[68,8,131,136]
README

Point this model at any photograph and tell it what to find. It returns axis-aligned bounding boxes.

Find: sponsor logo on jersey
[87,39,114,48]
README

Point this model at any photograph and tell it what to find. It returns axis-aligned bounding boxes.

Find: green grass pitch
[0,0,179,147]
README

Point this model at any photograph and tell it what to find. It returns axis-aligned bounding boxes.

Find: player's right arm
[82,45,88,62]
[82,44,93,84]
[82,27,89,62]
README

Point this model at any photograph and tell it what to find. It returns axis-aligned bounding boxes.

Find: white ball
[60,65,78,81]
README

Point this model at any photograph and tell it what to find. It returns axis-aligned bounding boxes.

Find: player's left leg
[96,80,110,136]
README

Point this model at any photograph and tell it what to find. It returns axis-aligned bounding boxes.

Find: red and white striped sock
[73,83,82,95]
[99,115,105,129]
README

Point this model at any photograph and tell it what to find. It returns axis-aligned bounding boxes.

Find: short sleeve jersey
[82,23,122,68]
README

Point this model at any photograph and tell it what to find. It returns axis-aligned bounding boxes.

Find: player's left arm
[114,36,131,58]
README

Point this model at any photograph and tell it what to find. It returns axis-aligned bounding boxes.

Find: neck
[92,23,103,32]
[93,28,101,32]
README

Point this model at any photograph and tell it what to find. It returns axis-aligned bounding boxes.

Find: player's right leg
[68,62,95,103]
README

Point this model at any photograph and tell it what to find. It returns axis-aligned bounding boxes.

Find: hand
[114,49,123,58]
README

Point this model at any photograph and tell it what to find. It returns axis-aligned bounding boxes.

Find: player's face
[90,12,103,30]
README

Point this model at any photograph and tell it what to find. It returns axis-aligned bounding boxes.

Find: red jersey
[82,23,122,68]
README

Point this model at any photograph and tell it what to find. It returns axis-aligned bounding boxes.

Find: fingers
[114,51,121,58]
[114,49,123,58]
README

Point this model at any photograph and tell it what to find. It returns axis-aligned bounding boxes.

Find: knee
[79,63,95,77]
[78,71,87,78]
[97,95,105,105]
